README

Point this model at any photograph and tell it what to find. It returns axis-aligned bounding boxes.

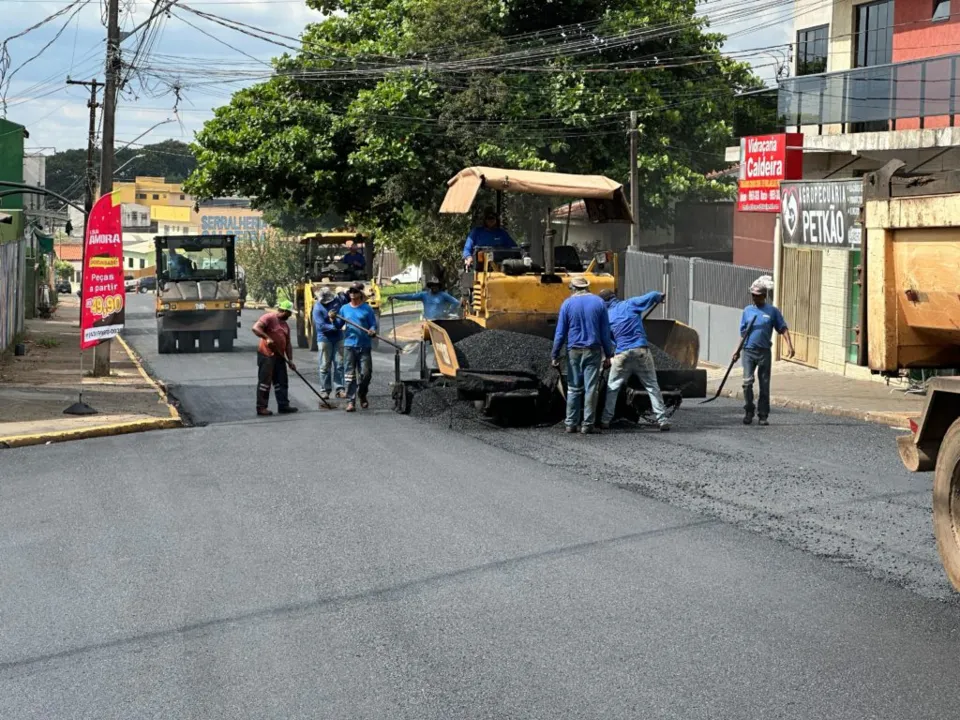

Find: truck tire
[158,331,175,354]
[219,331,234,352]
[296,313,308,349]
[933,417,960,592]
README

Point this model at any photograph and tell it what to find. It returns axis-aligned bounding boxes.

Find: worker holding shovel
[252,300,299,417]
[338,285,378,412]
[733,277,795,426]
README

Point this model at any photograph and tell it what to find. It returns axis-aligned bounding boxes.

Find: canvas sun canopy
[439,166,633,224]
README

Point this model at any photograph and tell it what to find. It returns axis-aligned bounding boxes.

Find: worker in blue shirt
[389,276,461,320]
[598,289,671,431]
[166,249,192,280]
[732,278,795,426]
[551,276,614,434]
[463,207,517,268]
[339,285,378,412]
[341,245,366,277]
[311,287,345,400]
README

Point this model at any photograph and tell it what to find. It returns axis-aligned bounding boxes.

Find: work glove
[603,357,611,370]
[551,358,561,369]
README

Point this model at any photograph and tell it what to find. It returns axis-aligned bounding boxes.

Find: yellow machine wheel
[933,417,960,592]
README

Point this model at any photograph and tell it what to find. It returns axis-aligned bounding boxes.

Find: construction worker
[312,287,345,400]
[339,285,378,412]
[340,245,366,278]
[732,277,796,426]
[166,249,191,280]
[463,206,516,268]
[551,276,614,435]
[252,300,298,417]
[598,289,671,431]
[388,276,461,320]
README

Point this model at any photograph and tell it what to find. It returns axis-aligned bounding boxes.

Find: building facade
[729,0,960,378]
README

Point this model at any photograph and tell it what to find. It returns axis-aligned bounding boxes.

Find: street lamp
[114,154,146,179]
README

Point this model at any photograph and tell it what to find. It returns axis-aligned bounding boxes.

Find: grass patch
[380,282,420,299]
[35,337,61,349]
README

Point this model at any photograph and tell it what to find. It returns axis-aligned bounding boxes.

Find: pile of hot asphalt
[408,329,683,426]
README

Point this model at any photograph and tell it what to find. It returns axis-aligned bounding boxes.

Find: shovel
[701,316,756,405]
[280,355,335,410]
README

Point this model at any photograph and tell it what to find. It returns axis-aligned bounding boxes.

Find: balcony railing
[778,53,960,131]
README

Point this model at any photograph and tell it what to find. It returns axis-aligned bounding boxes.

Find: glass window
[152,194,159,200]
[855,0,894,68]
[127,257,134,268]
[797,25,829,75]
[933,0,951,21]
[139,258,145,269]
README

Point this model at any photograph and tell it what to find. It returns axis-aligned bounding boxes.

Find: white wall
[22,154,45,213]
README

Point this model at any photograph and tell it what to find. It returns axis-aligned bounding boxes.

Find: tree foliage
[54,259,73,280]
[236,231,302,307]
[45,140,196,200]
[186,0,770,262]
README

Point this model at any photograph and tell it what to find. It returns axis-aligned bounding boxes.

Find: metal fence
[692,257,770,309]
[0,239,25,352]
[623,249,770,365]
[666,255,691,324]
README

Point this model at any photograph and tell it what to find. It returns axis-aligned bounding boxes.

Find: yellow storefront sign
[150,205,192,222]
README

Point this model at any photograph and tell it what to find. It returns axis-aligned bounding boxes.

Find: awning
[439,166,633,223]
[33,227,54,254]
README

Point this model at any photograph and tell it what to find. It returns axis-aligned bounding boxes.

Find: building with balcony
[728,0,960,379]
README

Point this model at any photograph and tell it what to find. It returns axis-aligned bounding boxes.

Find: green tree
[236,231,302,307]
[54,259,74,280]
[45,141,197,200]
[186,0,768,262]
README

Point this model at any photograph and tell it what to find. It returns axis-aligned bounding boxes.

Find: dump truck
[154,234,242,353]
[861,160,960,591]
[392,166,706,418]
[295,231,382,350]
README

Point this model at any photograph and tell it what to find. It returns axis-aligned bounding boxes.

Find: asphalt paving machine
[155,234,242,354]
[392,166,706,420]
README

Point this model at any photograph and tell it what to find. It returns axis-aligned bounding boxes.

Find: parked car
[390,264,422,285]
[55,280,72,294]
[137,276,156,293]
[124,276,139,292]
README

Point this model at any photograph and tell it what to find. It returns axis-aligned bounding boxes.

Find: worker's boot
[758,417,769,426]
[278,406,299,414]
[564,425,578,434]
[743,410,754,425]
[580,425,594,435]
[345,402,356,413]
[257,408,273,417]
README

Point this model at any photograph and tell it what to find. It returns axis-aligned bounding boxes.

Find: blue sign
[201,214,265,241]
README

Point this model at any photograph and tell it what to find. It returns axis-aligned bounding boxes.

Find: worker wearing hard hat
[252,299,298,417]
[551,276,614,435]
[312,287,346,400]
[732,277,795,426]
[462,206,517,268]
[598,289,670,431]
[388,276,461,320]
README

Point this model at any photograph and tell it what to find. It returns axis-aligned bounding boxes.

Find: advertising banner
[737,133,803,212]
[80,193,124,349]
[779,179,863,250]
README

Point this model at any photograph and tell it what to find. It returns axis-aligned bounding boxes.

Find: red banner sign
[80,193,124,349]
[737,133,803,213]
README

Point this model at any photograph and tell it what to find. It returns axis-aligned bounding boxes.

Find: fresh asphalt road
[1,293,959,718]
[120,293,420,424]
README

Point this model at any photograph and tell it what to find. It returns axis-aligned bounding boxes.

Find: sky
[1,0,793,160]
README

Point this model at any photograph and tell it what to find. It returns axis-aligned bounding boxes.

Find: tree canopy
[185,0,770,261]
[45,140,197,200]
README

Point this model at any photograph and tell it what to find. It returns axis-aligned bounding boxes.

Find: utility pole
[65,78,101,217]
[629,110,640,250]
[93,0,120,377]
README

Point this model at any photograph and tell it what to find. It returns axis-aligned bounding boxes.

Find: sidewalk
[0,296,181,448]
[703,358,925,429]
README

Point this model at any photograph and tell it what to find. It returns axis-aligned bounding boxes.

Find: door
[779,246,822,367]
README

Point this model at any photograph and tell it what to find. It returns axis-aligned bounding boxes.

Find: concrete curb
[713,386,913,429]
[0,337,183,450]
[0,417,183,449]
